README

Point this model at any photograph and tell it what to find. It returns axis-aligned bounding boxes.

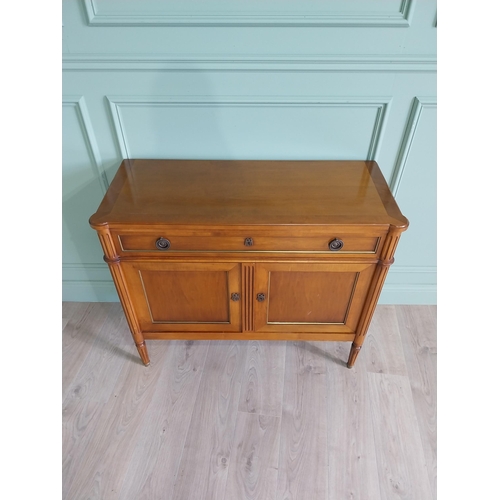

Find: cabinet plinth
[90,159,408,368]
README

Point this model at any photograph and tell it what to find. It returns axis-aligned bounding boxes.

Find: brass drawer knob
[328,238,344,251]
[244,237,254,247]
[155,237,171,250]
[256,293,266,302]
[231,293,240,301]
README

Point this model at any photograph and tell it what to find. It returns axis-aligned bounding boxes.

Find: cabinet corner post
[94,225,150,366]
[348,224,406,367]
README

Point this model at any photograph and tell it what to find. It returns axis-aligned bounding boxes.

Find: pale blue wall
[62,0,436,304]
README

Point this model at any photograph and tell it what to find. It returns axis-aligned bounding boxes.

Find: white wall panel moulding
[391,97,437,196]
[106,95,391,161]
[62,95,108,194]
[62,54,436,73]
[83,0,414,27]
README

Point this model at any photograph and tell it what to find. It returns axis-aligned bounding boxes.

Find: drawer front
[113,227,384,256]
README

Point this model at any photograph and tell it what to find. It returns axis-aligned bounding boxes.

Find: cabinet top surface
[90,159,408,227]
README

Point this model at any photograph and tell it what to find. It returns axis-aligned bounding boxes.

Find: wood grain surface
[368,373,434,499]
[118,340,210,499]
[238,340,286,417]
[62,303,436,500]
[172,341,246,500]
[225,412,281,500]
[89,160,408,227]
[363,305,408,376]
[396,305,437,499]
[276,341,329,500]
[323,341,382,500]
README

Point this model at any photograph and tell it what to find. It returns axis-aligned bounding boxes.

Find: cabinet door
[254,262,375,334]
[121,262,241,332]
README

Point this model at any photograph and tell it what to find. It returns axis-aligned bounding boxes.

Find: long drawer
[111,226,386,257]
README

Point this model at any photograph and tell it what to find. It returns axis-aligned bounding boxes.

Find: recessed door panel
[121,262,241,332]
[140,270,230,323]
[254,262,375,334]
[267,271,358,324]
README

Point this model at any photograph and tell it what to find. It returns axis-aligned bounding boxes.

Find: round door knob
[244,237,254,247]
[256,293,266,302]
[231,293,240,301]
[328,238,344,251]
[155,237,171,250]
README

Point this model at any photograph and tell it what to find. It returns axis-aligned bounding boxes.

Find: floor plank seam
[397,306,437,499]
[223,349,247,500]
[325,342,331,500]
[171,339,211,494]
[62,304,96,400]
[365,369,387,500]
[273,341,290,500]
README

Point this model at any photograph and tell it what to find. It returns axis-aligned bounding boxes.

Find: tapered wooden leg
[347,343,362,368]
[102,254,151,367]
[135,341,150,366]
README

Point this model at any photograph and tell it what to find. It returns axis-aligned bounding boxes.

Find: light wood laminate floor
[62,303,436,500]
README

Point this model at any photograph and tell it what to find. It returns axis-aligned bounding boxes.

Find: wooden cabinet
[90,159,408,368]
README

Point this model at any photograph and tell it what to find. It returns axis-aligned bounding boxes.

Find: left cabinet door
[120,262,241,332]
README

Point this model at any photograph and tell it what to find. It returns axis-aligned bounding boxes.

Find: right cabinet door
[254,262,376,334]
